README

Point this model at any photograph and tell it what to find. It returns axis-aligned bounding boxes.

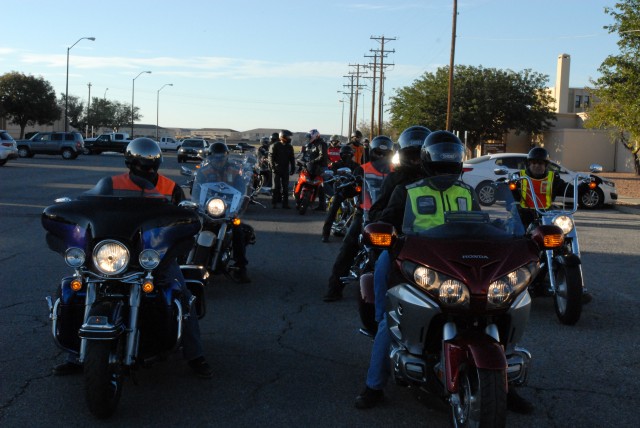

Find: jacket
[270,141,296,174]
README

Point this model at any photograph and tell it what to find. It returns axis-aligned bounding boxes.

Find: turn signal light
[509,182,517,191]
[355,185,362,192]
[142,281,154,293]
[232,217,241,226]
[369,232,393,247]
[588,181,597,189]
[543,234,564,248]
[70,279,83,291]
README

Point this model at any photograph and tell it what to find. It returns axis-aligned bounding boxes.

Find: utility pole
[342,74,356,138]
[364,50,378,139]
[87,82,92,137]
[446,0,458,132]
[348,64,367,135]
[370,36,395,135]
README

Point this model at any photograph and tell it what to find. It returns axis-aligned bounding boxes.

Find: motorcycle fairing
[444,337,507,393]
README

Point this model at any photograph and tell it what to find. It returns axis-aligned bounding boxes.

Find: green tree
[388,65,556,153]
[0,71,60,138]
[585,0,640,174]
[57,94,85,131]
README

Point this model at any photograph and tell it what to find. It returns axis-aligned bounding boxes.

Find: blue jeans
[365,250,392,390]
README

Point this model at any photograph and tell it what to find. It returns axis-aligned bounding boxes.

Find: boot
[355,386,384,409]
[323,284,343,302]
[231,267,251,283]
[507,388,534,414]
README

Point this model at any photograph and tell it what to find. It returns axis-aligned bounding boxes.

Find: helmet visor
[424,142,464,163]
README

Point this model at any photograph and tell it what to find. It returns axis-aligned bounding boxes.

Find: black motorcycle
[43,182,207,419]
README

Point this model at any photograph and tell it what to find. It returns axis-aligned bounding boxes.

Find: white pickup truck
[158,137,181,151]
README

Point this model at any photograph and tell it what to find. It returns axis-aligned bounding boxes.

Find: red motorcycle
[293,159,327,215]
[362,180,562,426]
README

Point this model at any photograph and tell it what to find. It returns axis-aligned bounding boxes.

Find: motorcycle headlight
[205,197,226,217]
[64,247,86,268]
[553,214,574,235]
[93,240,129,275]
[139,249,161,270]
[439,280,470,308]
[487,262,538,308]
[413,265,438,292]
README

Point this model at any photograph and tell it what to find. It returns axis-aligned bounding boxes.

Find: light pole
[131,70,152,137]
[156,83,173,141]
[338,99,347,139]
[103,88,109,100]
[65,36,95,132]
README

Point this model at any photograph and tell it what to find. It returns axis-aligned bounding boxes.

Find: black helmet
[260,137,270,146]
[351,130,363,139]
[369,136,393,158]
[208,141,229,166]
[124,137,162,172]
[527,147,549,162]
[270,132,279,143]
[397,126,431,167]
[420,130,464,178]
[279,129,293,141]
[339,144,354,162]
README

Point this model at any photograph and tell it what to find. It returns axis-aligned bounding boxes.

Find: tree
[57,94,85,131]
[585,0,640,174]
[388,65,556,154]
[0,72,60,138]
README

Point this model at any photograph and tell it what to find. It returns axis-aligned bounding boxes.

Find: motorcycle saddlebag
[54,277,85,353]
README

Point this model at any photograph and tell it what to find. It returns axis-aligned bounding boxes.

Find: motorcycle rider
[53,138,213,378]
[296,129,328,211]
[355,131,534,414]
[258,137,272,189]
[348,130,365,165]
[197,141,253,283]
[322,135,395,302]
[327,134,342,167]
[321,145,364,242]
[269,129,296,209]
[362,138,370,163]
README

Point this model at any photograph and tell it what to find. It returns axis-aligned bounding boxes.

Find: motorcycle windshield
[190,155,252,216]
[401,177,525,240]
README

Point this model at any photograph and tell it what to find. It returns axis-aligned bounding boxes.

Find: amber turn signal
[70,279,83,291]
[543,234,564,248]
[509,182,517,191]
[232,218,241,226]
[369,232,393,247]
[589,181,597,189]
[142,281,154,293]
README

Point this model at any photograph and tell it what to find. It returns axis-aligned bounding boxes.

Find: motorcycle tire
[85,340,123,419]
[357,290,377,335]
[298,192,312,215]
[553,264,583,325]
[450,364,507,428]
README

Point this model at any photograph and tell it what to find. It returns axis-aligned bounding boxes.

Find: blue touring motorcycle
[43,181,207,419]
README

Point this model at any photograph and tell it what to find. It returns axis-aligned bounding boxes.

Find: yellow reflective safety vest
[519,170,554,209]
[406,181,473,230]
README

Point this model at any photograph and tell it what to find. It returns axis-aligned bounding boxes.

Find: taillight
[462,167,473,173]
[2,142,13,147]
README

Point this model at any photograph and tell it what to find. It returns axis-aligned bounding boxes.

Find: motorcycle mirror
[588,163,603,173]
[493,166,510,176]
[180,166,194,177]
[178,201,198,210]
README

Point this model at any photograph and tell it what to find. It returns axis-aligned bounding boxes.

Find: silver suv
[16,131,84,160]
[0,130,19,166]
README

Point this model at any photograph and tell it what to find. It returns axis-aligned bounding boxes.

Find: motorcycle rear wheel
[553,264,583,325]
[450,365,507,428]
[85,340,123,419]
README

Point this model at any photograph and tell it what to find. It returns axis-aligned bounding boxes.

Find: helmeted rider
[52,138,213,378]
[348,130,365,165]
[269,129,296,209]
[321,145,364,242]
[327,134,342,166]
[322,135,395,301]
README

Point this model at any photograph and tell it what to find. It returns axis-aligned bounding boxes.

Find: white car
[0,130,19,166]
[462,153,617,209]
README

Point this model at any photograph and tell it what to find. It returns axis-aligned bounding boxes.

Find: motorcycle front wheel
[85,340,123,419]
[450,365,507,428]
[298,191,312,215]
[553,263,583,325]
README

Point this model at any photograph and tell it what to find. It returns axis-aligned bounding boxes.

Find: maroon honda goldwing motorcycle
[362,180,563,426]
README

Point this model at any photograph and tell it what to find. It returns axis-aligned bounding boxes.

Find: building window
[575,95,583,108]
[584,95,590,107]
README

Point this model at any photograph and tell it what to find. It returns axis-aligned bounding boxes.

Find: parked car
[16,132,84,160]
[462,152,617,209]
[227,142,255,153]
[0,130,19,166]
[177,138,209,163]
[158,136,181,151]
[83,132,131,154]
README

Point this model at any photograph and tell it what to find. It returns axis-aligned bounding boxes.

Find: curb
[614,204,640,215]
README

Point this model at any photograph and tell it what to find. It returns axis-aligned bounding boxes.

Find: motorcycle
[361,179,553,426]
[293,157,329,215]
[180,152,257,281]
[326,167,362,237]
[43,181,207,419]
[508,170,593,325]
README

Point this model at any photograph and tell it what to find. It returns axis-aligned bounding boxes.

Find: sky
[0,0,622,136]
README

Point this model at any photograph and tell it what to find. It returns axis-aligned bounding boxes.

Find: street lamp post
[65,36,95,132]
[103,88,109,100]
[156,84,173,141]
[131,71,152,137]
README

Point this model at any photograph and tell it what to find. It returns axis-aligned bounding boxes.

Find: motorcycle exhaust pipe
[507,346,531,386]
[390,344,427,384]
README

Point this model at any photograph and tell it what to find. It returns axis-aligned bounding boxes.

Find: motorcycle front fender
[444,337,507,393]
[78,300,126,341]
[555,252,581,267]
[359,272,374,304]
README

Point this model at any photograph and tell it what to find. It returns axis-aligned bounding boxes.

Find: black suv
[16,132,84,160]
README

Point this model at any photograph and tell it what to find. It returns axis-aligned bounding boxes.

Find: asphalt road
[0,152,639,427]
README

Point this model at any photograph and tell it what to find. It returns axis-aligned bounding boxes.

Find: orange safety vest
[351,144,365,165]
[111,173,176,199]
[519,170,554,209]
[360,162,393,210]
